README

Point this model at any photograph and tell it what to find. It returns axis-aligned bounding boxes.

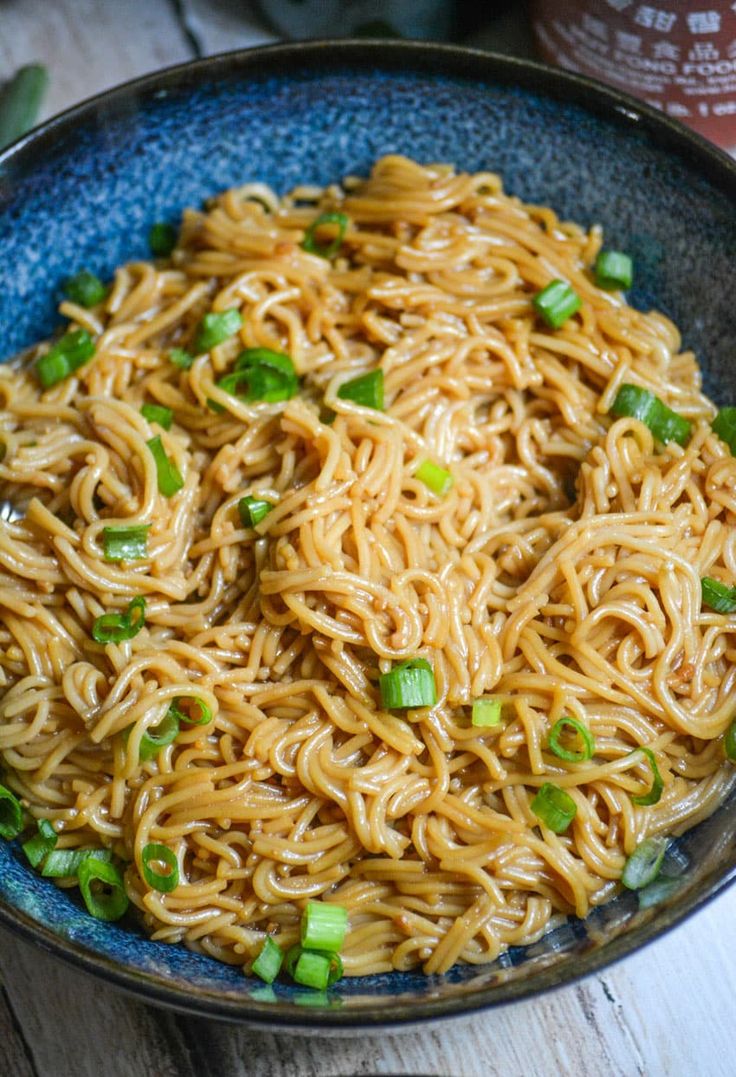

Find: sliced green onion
[285,945,343,989]
[712,407,736,456]
[252,937,284,984]
[64,270,107,308]
[102,524,149,562]
[533,280,581,329]
[379,658,437,710]
[141,842,179,893]
[22,818,58,868]
[169,347,194,370]
[610,384,691,447]
[141,403,173,430]
[0,64,48,150]
[337,369,384,410]
[36,329,95,389]
[166,696,212,726]
[147,435,184,498]
[638,876,681,909]
[594,250,633,291]
[725,720,736,762]
[302,212,349,259]
[415,459,453,497]
[236,348,296,379]
[239,495,273,528]
[701,577,736,614]
[92,595,146,644]
[471,698,502,728]
[149,221,177,257]
[139,711,180,761]
[214,369,294,406]
[548,716,595,763]
[194,308,243,353]
[301,901,348,952]
[0,784,23,840]
[215,348,299,407]
[293,951,332,991]
[531,782,577,833]
[41,846,113,878]
[621,836,668,890]
[78,856,129,921]
[631,747,664,806]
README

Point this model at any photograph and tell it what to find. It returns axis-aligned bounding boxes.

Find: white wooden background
[1,3,735,1075]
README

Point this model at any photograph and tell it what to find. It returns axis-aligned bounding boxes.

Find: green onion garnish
[141,843,179,893]
[712,407,736,456]
[141,403,173,430]
[166,696,212,726]
[621,836,668,890]
[64,270,107,308]
[337,369,384,410]
[610,384,691,447]
[41,846,113,878]
[548,716,595,762]
[238,495,273,528]
[725,720,736,762]
[36,329,95,389]
[252,937,284,984]
[301,212,350,259]
[138,710,180,762]
[21,818,58,868]
[147,435,184,497]
[379,658,437,710]
[149,221,177,257]
[533,280,581,329]
[194,308,243,353]
[215,348,299,407]
[701,577,736,614]
[531,782,577,833]
[301,901,348,953]
[285,945,343,990]
[632,747,664,806]
[293,951,335,991]
[169,348,194,370]
[415,459,453,497]
[594,250,633,291]
[0,784,23,840]
[471,698,502,728]
[102,524,149,562]
[0,64,48,150]
[78,856,129,921]
[92,595,146,644]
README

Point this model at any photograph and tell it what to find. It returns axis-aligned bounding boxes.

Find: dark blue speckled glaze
[1,42,736,1029]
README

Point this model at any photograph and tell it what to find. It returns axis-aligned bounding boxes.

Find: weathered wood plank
[0,0,193,120]
[0,978,37,1077]
[0,930,194,1077]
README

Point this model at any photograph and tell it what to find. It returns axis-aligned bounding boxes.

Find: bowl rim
[2,37,736,1029]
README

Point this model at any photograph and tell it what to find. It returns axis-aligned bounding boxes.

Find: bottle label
[532,1,736,152]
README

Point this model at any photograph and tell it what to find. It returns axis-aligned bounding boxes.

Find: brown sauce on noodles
[0,155,734,976]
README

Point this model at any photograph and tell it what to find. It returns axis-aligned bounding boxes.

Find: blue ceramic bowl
[2,41,736,1029]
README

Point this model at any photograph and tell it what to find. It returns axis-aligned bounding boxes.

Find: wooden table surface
[1,4,735,1075]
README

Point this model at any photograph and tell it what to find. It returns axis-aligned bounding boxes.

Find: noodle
[1,154,735,978]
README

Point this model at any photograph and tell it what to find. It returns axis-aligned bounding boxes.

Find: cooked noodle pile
[1,155,735,977]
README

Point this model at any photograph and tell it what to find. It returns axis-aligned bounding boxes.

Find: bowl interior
[1,42,736,1026]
